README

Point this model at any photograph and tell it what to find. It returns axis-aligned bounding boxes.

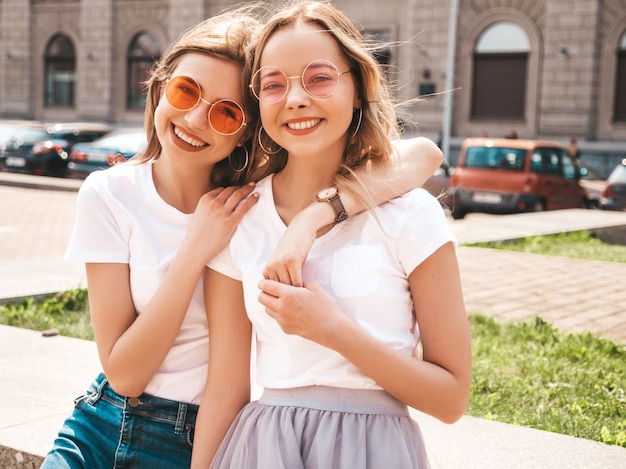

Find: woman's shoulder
[388,187,443,213]
[83,161,147,186]
[79,161,151,200]
[371,188,450,236]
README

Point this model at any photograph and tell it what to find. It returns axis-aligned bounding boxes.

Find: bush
[0,288,93,340]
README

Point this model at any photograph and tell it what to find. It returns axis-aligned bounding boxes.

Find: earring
[228,145,249,172]
[258,126,281,155]
[351,108,363,138]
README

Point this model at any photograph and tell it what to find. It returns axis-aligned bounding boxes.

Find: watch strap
[327,193,348,223]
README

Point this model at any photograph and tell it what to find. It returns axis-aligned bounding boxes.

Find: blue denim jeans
[41,373,197,468]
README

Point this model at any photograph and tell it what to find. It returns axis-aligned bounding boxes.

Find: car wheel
[584,197,598,209]
[451,209,466,220]
[533,199,546,212]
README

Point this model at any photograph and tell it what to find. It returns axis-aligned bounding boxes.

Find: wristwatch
[316,186,348,223]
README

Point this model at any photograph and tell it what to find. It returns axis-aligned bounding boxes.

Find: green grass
[468,230,626,263]
[1,230,625,447]
[468,314,625,447]
[0,289,94,341]
[1,289,624,447]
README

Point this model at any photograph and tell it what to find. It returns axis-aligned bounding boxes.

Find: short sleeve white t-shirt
[66,162,208,404]
[210,174,455,390]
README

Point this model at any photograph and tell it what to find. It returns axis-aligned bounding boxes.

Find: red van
[449,138,590,219]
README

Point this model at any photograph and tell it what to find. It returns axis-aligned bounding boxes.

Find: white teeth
[174,126,205,147]
[287,119,320,130]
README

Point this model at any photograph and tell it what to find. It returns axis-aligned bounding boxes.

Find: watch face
[317,187,338,199]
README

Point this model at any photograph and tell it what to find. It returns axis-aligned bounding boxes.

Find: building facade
[1,0,625,166]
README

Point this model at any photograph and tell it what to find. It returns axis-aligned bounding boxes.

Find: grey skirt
[210,385,430,469]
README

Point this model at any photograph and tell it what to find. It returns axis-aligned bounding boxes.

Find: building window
[44,34,76,107]
[363,28,392,77]
[127,32,161,110]
[614,31,626,122]
[471,22,530,119]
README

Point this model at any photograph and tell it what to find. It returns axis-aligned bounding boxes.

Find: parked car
[577,165,607,209]
[599,158,626,211]
[67,127,146,179]
[449,138,591,219]
[1,122,112,177]
[0,122,36,154]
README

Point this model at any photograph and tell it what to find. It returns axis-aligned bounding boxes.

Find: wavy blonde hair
[136,4,264,187]
[247,0,400,203]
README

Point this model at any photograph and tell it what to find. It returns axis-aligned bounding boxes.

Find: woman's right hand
[186,183,258,265]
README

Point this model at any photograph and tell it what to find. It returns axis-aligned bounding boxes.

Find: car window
[10,128,48,144]
[52,129,108,144]
[531,151,543,171]
[93,131,146,152]
[534,148,561,175]
[561,151,577,179]
[74,132,107,143]
[465,146,525,170]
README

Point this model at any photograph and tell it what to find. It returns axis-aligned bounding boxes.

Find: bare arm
[264,137,443,285]
[258,242,471,423]
[191,268,251,468]
[88,185,257,397]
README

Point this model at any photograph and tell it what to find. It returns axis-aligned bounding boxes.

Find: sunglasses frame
[165,75,247,136]
[250,59,353,103]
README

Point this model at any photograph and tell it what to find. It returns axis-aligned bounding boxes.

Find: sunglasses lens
[210,101,245,135]
[251,60,341,103]
[252,67,288,103]
[165,76,200,110]
[166,76,245,135]
[303,60,339,98]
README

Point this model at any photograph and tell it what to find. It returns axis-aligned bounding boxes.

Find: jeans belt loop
[88,374,108,404]
[175,402,187,434]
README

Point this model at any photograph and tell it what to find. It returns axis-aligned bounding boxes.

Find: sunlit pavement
[1,172,626,467]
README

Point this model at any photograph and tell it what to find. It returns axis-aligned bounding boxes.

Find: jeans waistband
[89,373,198,433]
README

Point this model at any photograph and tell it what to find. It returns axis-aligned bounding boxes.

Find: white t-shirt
[210,174,455,390]
[66,161,208,404]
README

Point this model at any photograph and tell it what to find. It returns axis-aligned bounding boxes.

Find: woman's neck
[272,157,339,226]
[152,156,214,214]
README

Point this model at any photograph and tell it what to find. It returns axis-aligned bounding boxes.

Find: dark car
[1,122,112,178]
[449,138,590,219]
[67,127,146,179]
[423,161,453,209]
[599,159,626,211]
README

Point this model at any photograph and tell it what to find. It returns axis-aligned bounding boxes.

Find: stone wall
[0,0,624,147]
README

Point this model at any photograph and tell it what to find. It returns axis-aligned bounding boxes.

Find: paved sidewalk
[1,172,626,468]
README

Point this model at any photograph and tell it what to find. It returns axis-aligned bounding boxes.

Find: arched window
[127,32,161,110]
[44,34,76,107]
[614,31,626,121]
[471,22,530,119]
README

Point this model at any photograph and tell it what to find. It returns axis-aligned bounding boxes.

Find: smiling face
[257,22,360,166]
[154,52,246,170]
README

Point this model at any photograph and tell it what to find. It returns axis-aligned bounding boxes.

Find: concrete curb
[1,172,626,468]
